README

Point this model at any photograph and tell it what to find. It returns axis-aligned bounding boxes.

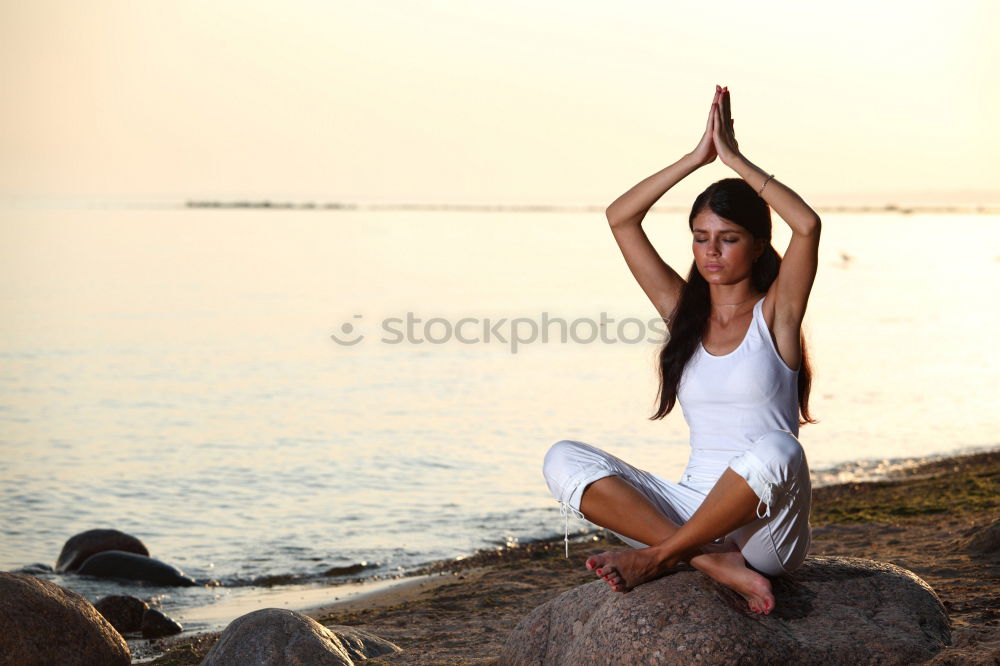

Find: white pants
[542,430,811,576]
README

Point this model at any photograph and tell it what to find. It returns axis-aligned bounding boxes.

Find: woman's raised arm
[606,88,723,321]
[712,87,821,368]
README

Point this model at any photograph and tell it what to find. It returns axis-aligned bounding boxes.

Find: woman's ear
[754,239,766,261]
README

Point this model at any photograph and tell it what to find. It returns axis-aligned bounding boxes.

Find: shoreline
[141,448,999,664]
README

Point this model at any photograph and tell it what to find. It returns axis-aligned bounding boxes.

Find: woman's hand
[688,86,723,167]
[712,86,742,166]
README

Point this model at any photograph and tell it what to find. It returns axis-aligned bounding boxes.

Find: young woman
[542,85,820,615]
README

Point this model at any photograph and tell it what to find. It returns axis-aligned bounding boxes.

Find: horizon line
[2,196,1000,216]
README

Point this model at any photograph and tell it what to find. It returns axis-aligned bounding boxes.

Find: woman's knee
[543,440,580,477]
[730,430,808,504]
[751,430,805,470]
[542,440,582,496]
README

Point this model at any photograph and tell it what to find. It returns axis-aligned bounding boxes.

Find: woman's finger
[707,89,721,126]
[713,104,732,145]
[711,104,724,153]
[720,93,736,139]
[711,104,723,142]
[713,103,740,155]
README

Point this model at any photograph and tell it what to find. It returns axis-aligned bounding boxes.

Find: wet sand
[144,450,999,665]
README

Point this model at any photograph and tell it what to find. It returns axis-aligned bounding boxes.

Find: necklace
[711,295,759,308]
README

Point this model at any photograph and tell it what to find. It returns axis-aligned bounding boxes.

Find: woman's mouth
[705,263,724,271]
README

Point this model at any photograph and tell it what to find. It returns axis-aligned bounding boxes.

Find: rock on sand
[201,607,402,665]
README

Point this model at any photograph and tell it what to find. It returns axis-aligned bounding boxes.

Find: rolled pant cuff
[562,464,616,511]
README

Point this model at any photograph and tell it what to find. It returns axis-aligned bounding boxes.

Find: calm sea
[2,205,998,629]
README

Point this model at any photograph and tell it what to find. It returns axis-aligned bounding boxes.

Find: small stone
[12,563,54,575]
[94,595,149,634]
[967,519,1000,554]
[141,608,183,638]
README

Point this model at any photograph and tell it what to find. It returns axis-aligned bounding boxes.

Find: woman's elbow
[605,205,635,229]
[799,215,821,237]
[605,205,620,227]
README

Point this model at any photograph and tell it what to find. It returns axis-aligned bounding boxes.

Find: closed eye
[694,237,739,243]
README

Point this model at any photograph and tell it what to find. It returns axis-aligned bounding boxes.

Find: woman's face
[690,208,764,286]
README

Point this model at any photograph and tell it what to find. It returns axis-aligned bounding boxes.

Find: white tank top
[676,296,799,492]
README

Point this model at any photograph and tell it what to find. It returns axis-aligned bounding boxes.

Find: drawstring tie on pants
[559,502,584,558]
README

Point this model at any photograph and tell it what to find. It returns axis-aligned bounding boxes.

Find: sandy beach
[144,450,999,665]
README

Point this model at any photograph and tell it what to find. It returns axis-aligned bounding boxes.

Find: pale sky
[1,1,997,205]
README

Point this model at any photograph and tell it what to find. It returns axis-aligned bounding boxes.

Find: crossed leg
[580,472,775,614]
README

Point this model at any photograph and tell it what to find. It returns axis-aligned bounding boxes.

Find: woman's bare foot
[585,547,673,592]
[692,550,775,614]
[587,548,775,615]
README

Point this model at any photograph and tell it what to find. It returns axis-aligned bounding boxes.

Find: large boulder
[56,529,148,573]
[77,550,198,586]
[200,608,402,665]
[501,556,950,665]
[0,572,130,666]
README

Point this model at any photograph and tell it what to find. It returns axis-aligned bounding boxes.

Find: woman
[542,85,820,615]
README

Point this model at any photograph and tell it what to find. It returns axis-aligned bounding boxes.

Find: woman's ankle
[647,541,683,569]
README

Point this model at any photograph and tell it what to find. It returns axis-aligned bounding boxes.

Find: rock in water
[0,572,131,666]
[76,550,198,586]
[201,608,402,665]
[94,595,149,633]
[12,563,54,575]
[55,529,149,573]
[501,556,950,665]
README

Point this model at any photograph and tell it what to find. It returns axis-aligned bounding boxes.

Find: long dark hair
[651,178,815,425]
